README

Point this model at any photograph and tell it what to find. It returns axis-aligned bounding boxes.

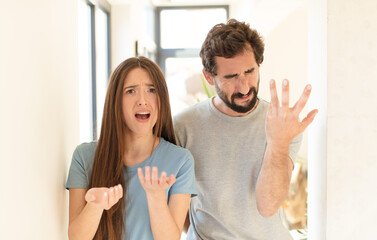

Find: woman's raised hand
[137,166,176,197]
[85,184,123,210]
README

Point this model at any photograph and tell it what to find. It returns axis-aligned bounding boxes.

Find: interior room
[1,0,376,239]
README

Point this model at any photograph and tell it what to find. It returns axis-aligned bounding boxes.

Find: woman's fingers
[167,175,176,186]
[152,167,159,184]
[103,191,109,209]
[160,171,168,187]
[85,190,96,203]
[145,166,151,184]
[138,167,146,186]
[137,166,176,190]
[118,184,123,198]
[115,184,123,200]
[85,185,123,210]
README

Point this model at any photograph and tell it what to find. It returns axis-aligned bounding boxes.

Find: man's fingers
[292,84,312,116]
[300,109,318,130]
[281,79,290,112]
[269,79,279,116]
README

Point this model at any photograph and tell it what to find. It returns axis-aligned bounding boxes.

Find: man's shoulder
[174,99,210,123]
[256,98,269,112]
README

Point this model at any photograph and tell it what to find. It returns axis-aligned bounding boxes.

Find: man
[173,19,318,239]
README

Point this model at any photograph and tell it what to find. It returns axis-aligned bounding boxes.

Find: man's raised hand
[266,79,318,148]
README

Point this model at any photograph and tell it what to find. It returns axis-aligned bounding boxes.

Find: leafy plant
[296,228,307,240]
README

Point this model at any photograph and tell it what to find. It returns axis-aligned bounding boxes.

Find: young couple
[66,19,317,240]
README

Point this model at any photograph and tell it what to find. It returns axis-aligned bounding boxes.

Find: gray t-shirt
[173,97,301,240]
[66,138,197,240]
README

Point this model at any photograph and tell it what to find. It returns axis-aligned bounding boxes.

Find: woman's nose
[137,91,147,106]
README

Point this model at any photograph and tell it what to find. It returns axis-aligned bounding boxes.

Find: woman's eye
[149,88,156,93]
[126,89,135,94]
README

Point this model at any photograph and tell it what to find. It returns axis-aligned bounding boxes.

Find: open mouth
[135,112,150,120]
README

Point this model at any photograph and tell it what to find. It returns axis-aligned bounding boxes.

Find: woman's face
[121,68,159,138]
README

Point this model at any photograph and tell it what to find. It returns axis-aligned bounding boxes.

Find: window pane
[161,8,227,49]
[165,57,215,115]
[78,0,93,143]
[95,7,110,137]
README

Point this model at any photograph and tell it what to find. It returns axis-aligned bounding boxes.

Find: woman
[66,56,197,240]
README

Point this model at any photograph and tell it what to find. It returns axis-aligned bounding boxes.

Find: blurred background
[1,0,376,239]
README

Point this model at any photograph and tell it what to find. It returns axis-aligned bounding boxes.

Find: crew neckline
[124,138,165,172]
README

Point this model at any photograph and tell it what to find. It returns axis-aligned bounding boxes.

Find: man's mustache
[232,88,254,99]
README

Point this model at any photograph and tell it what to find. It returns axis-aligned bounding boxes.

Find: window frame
[155,5,229,74]
[82,0,111,141]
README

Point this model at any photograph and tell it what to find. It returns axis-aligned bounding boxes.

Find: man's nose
[237,75,249,95]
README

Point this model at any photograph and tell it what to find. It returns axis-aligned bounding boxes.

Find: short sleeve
[288,133,303,165]
[65,146,89,190]
[169,151,197,197]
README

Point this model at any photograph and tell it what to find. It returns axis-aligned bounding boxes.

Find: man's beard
[214,78,259,114]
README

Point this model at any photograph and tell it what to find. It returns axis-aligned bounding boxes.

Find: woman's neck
[123,133,160,166]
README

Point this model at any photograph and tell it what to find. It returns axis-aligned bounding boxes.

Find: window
[95,5,111,139]
[156,6,228,115]
[78,0,111,142]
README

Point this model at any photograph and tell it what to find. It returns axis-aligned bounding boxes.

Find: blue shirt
[66,138,197,240]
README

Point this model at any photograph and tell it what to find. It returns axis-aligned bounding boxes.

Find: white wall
[111,0,155,70]
[0,0,79,239]
[326,0,377,238]
[308,0,377,239]
[259,4,309,161]
[111,4,134,67]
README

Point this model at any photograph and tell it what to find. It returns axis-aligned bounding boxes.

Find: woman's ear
[202,69,214,86]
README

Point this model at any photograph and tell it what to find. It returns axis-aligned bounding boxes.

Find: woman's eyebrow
[123,84,138,90]
[123,83,155,89]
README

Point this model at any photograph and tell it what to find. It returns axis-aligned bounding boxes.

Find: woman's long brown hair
[88,56,176,239]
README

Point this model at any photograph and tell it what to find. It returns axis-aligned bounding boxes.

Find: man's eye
[224,74,237,79]
[245,69,254,74]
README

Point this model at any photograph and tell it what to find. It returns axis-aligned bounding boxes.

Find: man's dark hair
[200,18,265,75]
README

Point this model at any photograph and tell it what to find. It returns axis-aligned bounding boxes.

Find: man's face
[206,49,260,116]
